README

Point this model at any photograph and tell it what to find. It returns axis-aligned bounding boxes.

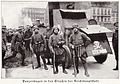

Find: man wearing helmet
[31,27,48,70]
[69,23,91,77]
[49,26,68,74]
[11,26,26,66]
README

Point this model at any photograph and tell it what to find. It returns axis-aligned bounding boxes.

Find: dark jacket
[49,33,65,55]
[2,32,7,51]
[11,32,25,52]
[31,33,46,53]
[112,29,118,51]
[69,31,91,56]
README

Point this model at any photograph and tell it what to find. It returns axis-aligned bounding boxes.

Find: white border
[0,0,119,84]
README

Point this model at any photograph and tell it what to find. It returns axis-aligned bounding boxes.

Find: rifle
[73,48,77,77]
[53,52,56,74]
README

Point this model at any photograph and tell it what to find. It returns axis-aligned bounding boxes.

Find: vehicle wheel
[94,54,108,64]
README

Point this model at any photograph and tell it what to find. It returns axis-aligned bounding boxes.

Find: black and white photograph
[1,0,119,81]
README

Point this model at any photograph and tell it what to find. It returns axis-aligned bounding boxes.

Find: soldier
[49,26,68,74]
[112,22,118,70]
[43,25,53,65]
[7,29,14,43]
[24,25,33,51]
[31,27,48,70]
[2,25,7,68]
[11,26,26,66]
[69,24,91,77]
[35,19,45,27]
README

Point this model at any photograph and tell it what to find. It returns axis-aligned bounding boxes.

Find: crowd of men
[2,19,118,77]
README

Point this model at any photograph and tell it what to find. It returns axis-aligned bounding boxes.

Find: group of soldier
[2,19,118,77]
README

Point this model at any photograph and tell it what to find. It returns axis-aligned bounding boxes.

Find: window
[108,17,110,22]
[101,8,103,15]
[97,8,99,15]
[104,18,106,22]
[112,14,115,17]
[116,13,118,17]
[108,9,110,15]
[101,17,103,22]
[93,8,96,14]
[105,9,107,15]
[97,16,99,22]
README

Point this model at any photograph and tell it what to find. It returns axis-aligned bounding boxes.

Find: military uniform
[2,26,7,68]
[31,31,48,70]
[11,30,26,66]
[43,28,53,64]
[24,28,33,51]
[49,31,67,74]
[112,23,118,70]
[69,31,91,73]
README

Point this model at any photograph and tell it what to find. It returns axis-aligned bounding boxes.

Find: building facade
[21,7,49,25]
[48,2,118,27]
[111,2,119,23]
[112,11,118,23]
[91,2,112,24]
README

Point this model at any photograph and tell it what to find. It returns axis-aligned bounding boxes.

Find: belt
[74,44,84,47]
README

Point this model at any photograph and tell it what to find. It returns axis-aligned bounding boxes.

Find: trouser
[35,52,47,67]
[54,53,66,72]
[114,49,118,69]
[75,55,87,71]
[12,50,25,65]
[55,61,66,72]
[2,50,6,68]
[113,44,118,69]
[25,40,31,51]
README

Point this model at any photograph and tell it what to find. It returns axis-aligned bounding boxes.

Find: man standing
[69,24,91,77]
[112,22,118,70]
[2,25,7,68]
[31,27,48,70]
[49,26,68,74]
[24,25,33,51]
[11,26,26,66]
[43,25,53,65]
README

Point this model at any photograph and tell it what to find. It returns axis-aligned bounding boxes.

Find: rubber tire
[94,54,108,64]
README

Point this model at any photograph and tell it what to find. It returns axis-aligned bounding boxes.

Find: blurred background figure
[2,25,7,68]
[24,25,33,51]
[7,29,14,43]
[35,19,45,27]
[11,26,26,66]
[43,25,53,65]
[112,22,118,70]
